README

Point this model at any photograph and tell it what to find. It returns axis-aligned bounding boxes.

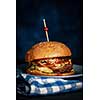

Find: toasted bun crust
[25,41,72,62]
[26,69,75,76]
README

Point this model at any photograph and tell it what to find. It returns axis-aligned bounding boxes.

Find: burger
[25,41,74,76]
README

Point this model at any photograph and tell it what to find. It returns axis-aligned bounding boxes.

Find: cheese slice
[36,66,53,73]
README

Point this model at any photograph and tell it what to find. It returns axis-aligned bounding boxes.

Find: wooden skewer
[43,19,49,42]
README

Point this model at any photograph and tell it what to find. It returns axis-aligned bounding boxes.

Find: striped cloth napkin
[16,73,83,96]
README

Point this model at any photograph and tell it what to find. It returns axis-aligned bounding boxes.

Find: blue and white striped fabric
[17,73,83,96]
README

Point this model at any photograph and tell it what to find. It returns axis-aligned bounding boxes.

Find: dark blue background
[16,0,83,65]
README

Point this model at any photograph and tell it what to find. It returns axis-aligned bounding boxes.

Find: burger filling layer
[27,57,73,74]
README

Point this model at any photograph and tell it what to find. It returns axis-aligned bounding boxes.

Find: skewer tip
[43,19,45,22]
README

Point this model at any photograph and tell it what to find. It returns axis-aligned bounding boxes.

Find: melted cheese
[36,66,53,73]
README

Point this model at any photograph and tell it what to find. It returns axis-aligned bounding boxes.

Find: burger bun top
[25,41,72,62]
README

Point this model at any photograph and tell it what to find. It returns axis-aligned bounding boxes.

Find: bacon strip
[30,57,72,74]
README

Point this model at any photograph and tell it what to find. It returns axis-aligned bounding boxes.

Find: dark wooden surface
[16,89,83,100]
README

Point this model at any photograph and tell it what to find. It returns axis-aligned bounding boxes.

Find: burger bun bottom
[26,69,75,76]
